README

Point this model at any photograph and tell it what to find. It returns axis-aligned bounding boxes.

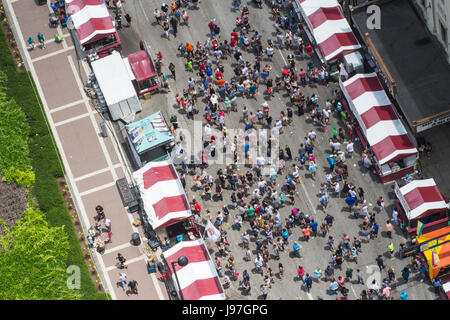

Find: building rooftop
[352,0,450,127]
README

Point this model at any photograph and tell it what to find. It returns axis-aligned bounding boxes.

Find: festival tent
[163,239,226,300]
[297,0,361,61]
[340,73,417,165]
[397,179,448,221]
[127,50,157,82]
[66,0,117,45]
[133,160,191,230]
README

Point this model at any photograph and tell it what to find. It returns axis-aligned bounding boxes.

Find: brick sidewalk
[5,0,168,300]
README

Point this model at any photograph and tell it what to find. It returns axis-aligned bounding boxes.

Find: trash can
[131,232,141,246]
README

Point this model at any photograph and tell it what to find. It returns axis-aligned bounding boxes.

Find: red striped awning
[66,0,117,45]
[133,160,191,230]
[398,179,448,220]
[163,239,226,300]
[298,0,361,61]
[340,73,417,165]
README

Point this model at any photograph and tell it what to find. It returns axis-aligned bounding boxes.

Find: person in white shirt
[332,141,341,152]
[308,129,316,146]
[346,142,354,158]
[391,208,399,225]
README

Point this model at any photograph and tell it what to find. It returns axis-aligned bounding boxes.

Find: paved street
[117,0,439,300]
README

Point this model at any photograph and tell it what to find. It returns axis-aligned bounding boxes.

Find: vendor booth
[66,0,121,58]
[340,73,418,182]
[125,50,161,95]
[394,179,449,236]
[133,160,191,230]
[91,51,142,123]
[162,238,226,300]
[416,226,450,281]
[294,0,361,63]
[125,111,175,168]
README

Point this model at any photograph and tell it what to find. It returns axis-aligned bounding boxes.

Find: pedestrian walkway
[4,0,168,300]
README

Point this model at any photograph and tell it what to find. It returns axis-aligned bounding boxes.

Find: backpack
[175,11,181,18]
[214,25,220,34]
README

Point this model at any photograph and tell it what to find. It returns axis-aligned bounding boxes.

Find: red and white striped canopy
[66,0,117,45]
[341,73,417,165]
[133,160,192,230]
[398,179,448,221]
[298,0,361,61]
[163,239,226,300]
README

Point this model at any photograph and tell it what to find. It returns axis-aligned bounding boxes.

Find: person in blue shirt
[305,145,314,154]
[205,65,212,77]
[27,36,35,50]
[320,193,329,211]
[304,274,313,293]
[282,228,289,243]
[326,155,335,172]
[399,290,408,300]
[309,219,318,237]
[371,223,379,238]
[292,241,301,258]
[329,279,339,294]
[433,278,442,295]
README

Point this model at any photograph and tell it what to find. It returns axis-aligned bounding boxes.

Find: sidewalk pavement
[4,0,168,300]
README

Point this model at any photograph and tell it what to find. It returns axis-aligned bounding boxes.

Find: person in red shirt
[305,45,313,56]
[299,68,307,87]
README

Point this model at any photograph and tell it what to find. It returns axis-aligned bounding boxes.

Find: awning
[91,51,138,106]
[417,226,450,280]
[66,0,117,45]
[125,111,174,154]
[163,239,226,300]
[298,0,361,62]
[133,160,191,230]
[127,51,157,82]
[340,73,417,165]
[398,179,448,221]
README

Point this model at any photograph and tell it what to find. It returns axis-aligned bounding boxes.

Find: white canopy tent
[91,51,141,123]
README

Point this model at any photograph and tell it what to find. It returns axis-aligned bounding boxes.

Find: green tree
[0,208,81,300]
[0,71,32,176]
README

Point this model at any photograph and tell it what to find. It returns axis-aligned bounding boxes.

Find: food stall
[162,238,226,300]
[133,160,192,230]
[124,50,161,95]
[395,178,449,236]
[293,0,361,63]
[90,51,142,123]
[340,72,418,183]
[416,226,450,281]
[66,0,121,59]
[125,111,175,168]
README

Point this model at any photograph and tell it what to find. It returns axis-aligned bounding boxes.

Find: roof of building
[352,0,450,126]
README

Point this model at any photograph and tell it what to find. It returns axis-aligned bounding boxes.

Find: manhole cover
[414,37,431,46]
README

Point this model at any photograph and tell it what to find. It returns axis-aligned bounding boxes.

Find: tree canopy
[0,208,81,300]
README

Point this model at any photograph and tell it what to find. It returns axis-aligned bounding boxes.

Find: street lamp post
[170,255,188,300]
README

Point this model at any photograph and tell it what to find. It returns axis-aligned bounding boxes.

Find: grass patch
[0,27,108,300]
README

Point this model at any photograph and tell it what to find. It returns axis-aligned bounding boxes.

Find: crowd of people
[148,0,430,300]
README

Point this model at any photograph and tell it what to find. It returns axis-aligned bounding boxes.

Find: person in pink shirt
[385,220,393,238]
[382,286,391,300]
